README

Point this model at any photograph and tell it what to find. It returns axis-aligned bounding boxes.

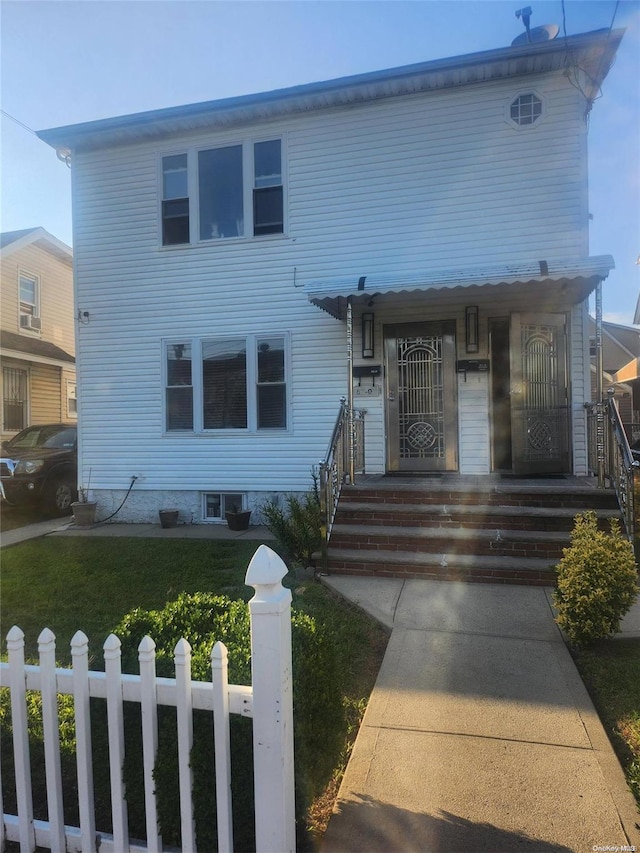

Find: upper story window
[161,137,284,246]
[19,272,41,332]
[509,93,543,126]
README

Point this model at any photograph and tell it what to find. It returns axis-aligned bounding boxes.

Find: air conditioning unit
[20,315,42,331]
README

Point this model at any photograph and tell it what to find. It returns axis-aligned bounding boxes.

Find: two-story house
[0,228,76,443]
[37,28,622,530]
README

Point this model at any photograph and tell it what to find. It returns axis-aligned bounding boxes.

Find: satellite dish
[512,23,559,46]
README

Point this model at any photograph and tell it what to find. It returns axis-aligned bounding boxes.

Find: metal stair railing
[586,389,640,559]
[318,398,365,569]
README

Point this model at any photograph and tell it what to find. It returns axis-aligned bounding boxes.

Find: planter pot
[159,508,180,529]
[225,510,252,531]
[71,501,98,527]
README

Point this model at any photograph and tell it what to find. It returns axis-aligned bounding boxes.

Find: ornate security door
[385,322,457,472]
[510,313,569,475]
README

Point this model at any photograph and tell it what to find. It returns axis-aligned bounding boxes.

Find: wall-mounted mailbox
[353,365,381,378]
[456,359,490,381]
[456,359,490,373]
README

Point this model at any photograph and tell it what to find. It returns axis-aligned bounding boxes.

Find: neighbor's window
[164,334,289,432]
[19,272,41,330]
[253,140,283,236]
[257,336,286,428]
[162,154,190,245]
[202,338,247,429]
[67,381,77,418]
[510,93,542,126]
[166,342,193,429]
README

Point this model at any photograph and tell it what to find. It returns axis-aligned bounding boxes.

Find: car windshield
[5,426,76,450]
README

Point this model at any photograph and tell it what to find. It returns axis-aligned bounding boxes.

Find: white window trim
[504,89,546,130]
[162,332,291,434]
[158,133,287,248]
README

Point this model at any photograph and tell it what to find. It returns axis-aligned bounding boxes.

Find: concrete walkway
[321,576,640,852]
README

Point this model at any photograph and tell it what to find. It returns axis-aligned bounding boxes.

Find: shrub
[113,590,344,851]
[553,511,639,647]
[260,474,322,566]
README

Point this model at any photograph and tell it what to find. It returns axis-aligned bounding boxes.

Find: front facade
[38,29,622,522]
[0,228,76,443]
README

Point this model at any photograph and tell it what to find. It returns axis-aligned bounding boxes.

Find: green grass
[1,537,260,661]
[573,639,640,806]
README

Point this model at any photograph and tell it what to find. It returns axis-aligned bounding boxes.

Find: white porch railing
[0,544,295,853]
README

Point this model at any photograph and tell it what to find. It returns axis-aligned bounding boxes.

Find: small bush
[114,590,344,851]
[260,475,322,566]
[553,511,639,647]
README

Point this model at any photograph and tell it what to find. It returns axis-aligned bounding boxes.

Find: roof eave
[37,27,623,153]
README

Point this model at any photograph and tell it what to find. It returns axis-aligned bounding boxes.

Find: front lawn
[573,639,640,807]
[1,537,388,847]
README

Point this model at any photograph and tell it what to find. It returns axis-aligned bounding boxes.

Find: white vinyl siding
[69,71,589,495]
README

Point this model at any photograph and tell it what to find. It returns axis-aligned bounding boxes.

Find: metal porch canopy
[304,255,614,319]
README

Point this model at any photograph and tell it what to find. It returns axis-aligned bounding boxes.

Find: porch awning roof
[305,255,614,319]
[612,357,640,384]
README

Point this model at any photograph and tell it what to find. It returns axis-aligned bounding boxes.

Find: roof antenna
[515,6,533,42]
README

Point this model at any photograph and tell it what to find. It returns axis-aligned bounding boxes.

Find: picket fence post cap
[6,625,24,648]
[71,630,89,653]
[138,635,156,660]
[245,544,288,588]
[38,627,56,649]
[211,640,228,665]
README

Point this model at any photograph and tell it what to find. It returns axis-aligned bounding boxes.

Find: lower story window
[203,492,244,520]
[3,367,28,431]
[165,334,289,432]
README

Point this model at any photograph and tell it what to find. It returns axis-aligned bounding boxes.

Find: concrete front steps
[324,475,622,586]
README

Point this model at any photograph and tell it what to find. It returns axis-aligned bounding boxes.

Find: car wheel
[47,477,76,515]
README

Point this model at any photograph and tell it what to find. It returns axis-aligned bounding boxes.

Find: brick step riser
[340,492,618,510]
[334,512,592,532]
[326,561,556,587]
[330,535,564,560]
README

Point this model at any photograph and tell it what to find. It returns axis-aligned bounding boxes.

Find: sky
[1,0,639,325]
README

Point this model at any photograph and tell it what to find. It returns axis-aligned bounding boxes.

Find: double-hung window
[164,335,288,432]
[161,137,284,245]
[162,154,189,245]
[19,272,41,330]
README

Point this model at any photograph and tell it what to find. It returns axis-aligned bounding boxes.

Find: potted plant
[159,508,180,528]
[225,502,252,531]
[71,486,98,526]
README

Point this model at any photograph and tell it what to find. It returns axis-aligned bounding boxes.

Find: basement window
[203,492,244,521]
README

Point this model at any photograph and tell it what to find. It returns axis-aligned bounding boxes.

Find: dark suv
[1,424,77,514]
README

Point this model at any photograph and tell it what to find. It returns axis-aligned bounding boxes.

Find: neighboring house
[589,316,640,438]
[38,28,623,522]
[0,228,76,443]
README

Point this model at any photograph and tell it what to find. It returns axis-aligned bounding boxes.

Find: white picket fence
[0,544,295,853]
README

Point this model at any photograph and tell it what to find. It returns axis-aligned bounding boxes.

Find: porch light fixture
[362,312,374,358]
[465,306,479,353]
